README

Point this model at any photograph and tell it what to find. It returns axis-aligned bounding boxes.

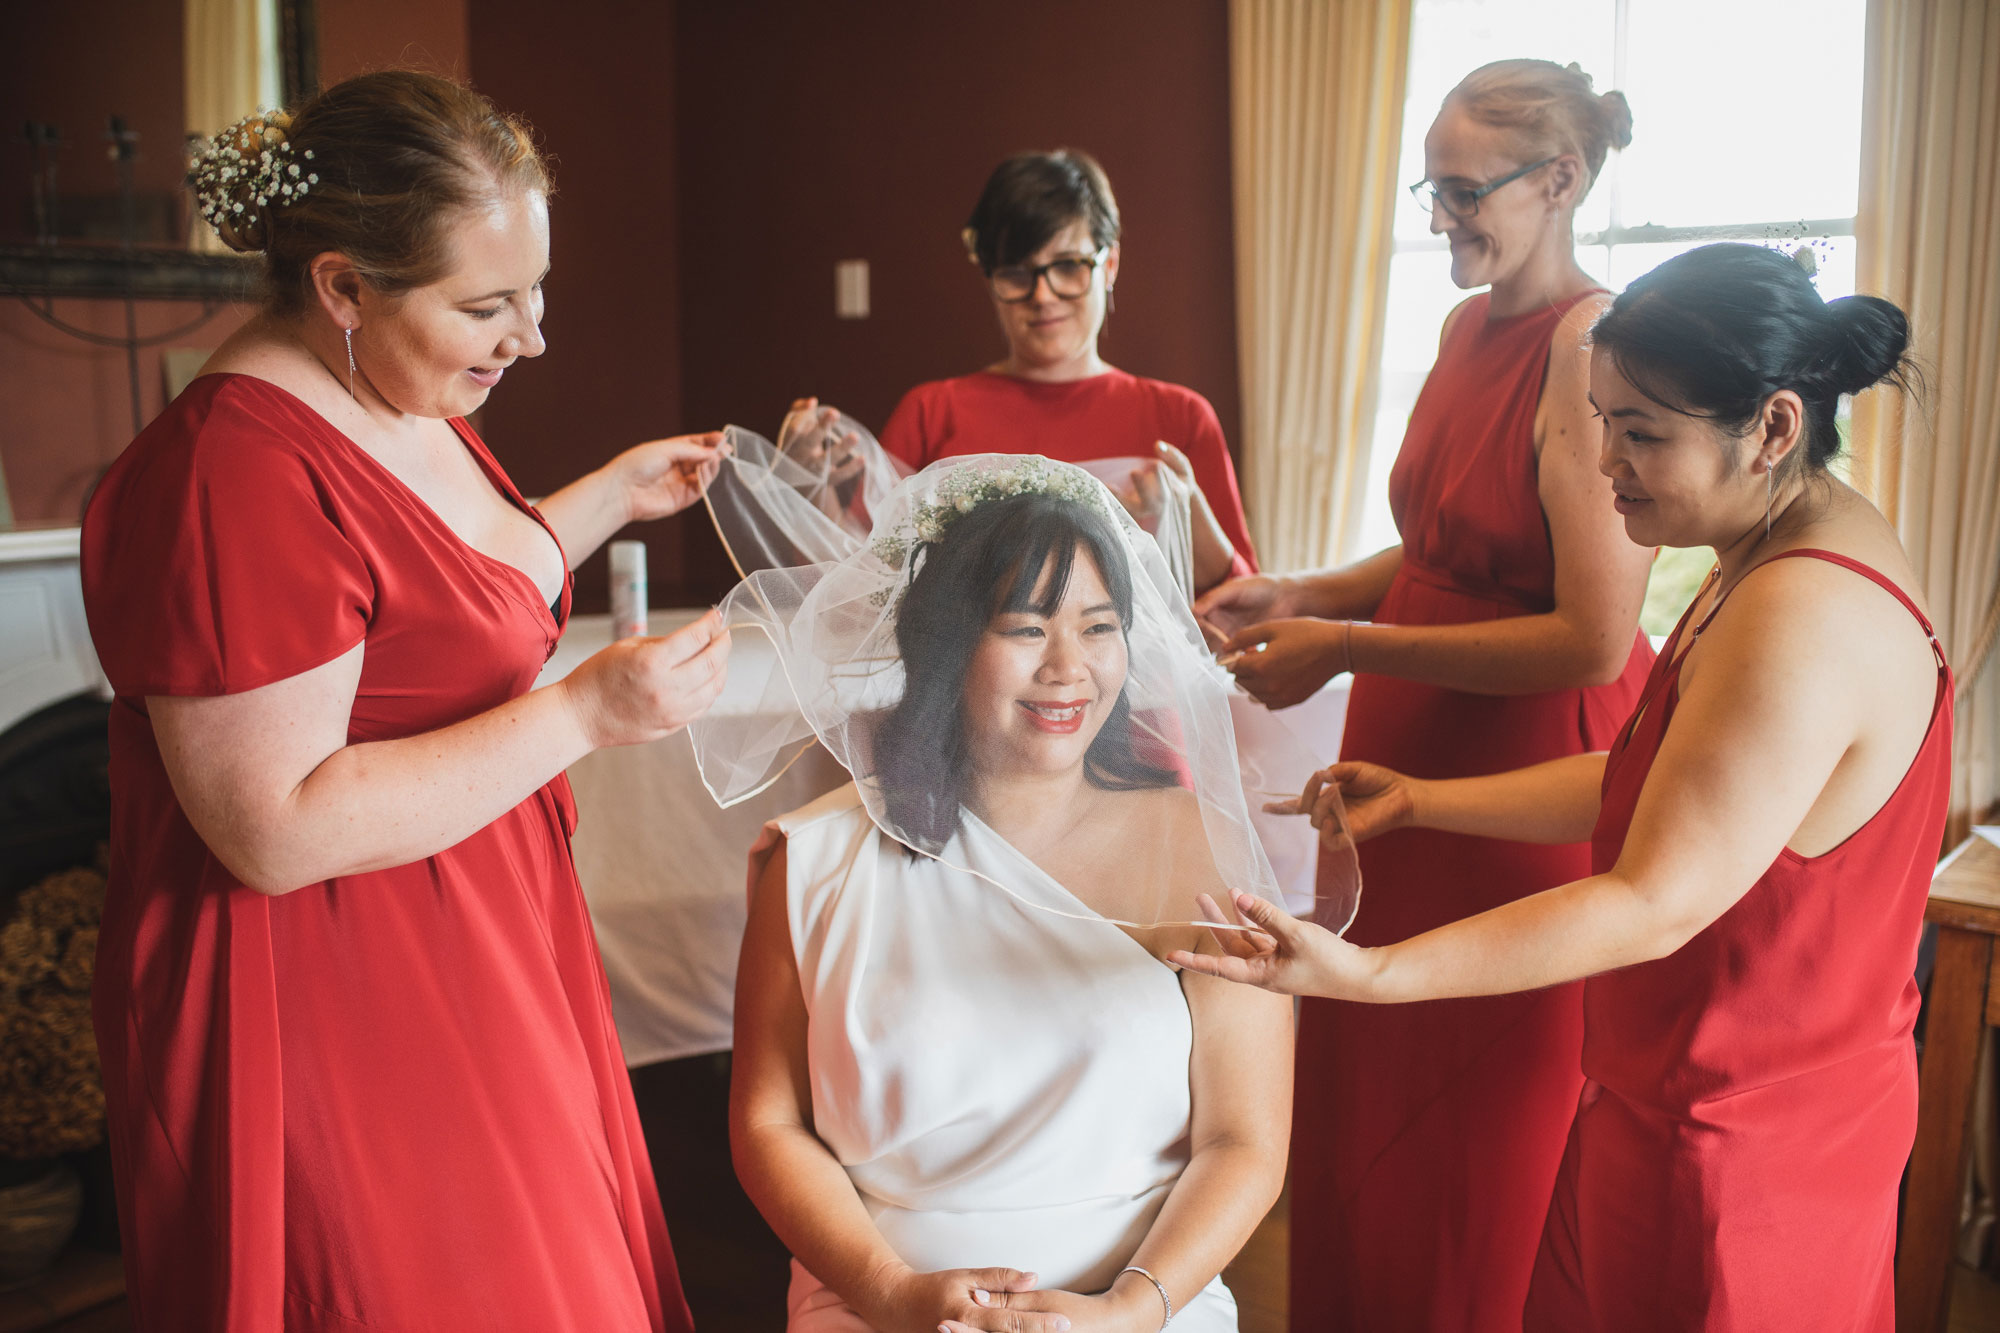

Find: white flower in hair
[867,457,1117,604]
[188,110,315,241]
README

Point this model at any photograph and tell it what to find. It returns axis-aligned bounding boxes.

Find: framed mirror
[0,0,319,300]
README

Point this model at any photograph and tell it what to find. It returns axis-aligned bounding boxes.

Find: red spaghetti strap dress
[1526,550,1953,1331]
[80,374,692,1333]
[881,368,1258,577]
[1290,291,1653,1331]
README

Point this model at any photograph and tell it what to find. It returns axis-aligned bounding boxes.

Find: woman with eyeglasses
[1196,60,1655,1331]
[873,148,1258,595]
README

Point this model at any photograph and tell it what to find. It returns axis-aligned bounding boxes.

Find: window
[1356,0,1869,633]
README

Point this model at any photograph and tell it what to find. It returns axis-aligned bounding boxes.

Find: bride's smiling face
[960,547,1129,782]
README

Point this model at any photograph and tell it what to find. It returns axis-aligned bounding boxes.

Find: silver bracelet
[1119,1265,1173,1327]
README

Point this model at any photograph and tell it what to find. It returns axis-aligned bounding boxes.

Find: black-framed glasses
[1408,156,1559,220]
[989,247,1110,302]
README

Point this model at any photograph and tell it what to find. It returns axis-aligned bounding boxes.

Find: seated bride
[703,459,1293,1333]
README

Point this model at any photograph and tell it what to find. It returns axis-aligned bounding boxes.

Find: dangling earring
[344,325,357,399]
[1764,464,1774,542]
[1106,283,1116,315]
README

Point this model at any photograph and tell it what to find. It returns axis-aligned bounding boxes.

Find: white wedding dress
[750,784,1240,1332]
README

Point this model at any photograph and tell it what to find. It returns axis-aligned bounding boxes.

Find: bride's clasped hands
[857,1262,1169,1333]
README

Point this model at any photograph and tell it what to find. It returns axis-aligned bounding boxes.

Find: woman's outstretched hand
[1153,440,1239,594]
[1213,618,1349,709]
[778,396,865,484]
[1167,891,1382,1001]
[612,431,729,522]
[1192,574,1302,647]
[559,608,731,748]
[1265,760,1422,849]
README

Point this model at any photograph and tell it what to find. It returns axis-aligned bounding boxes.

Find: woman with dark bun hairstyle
[1176,242,1948,1331]
[1199,60,1653,1330]
[870,148,1258,594]
[81,71,726,1332]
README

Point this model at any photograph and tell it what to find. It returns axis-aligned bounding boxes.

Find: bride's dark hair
[872,493,1179,854]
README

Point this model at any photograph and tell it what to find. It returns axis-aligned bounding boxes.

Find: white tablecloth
[541,612,1350,1067]
[539,612,846,1066]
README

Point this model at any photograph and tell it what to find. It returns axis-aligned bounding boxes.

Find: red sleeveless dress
[1526,550,1953,1331]
[1291,292,1653,1331]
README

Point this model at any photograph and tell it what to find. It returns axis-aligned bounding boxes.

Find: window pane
[1617,0,1866,227]
[1606,235,1856,299]
[1357,249,1468,554]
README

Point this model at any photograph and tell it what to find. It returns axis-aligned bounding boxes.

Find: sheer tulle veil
[690,417,1359,934]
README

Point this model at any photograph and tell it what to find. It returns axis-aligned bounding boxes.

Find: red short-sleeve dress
[80,374,691,1333]
[881,368,1258,577]
[1289,293,1654,1331]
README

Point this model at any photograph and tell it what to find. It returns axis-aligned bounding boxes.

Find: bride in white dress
[708,460,1293,1333]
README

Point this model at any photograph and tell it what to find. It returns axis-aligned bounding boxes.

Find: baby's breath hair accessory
[868,455,1110,581]
[189,111,319,250]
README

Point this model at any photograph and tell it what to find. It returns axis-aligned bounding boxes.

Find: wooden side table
[1899,833,2000,1333]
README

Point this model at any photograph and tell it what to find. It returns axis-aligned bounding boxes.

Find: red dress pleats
[81,375,692,1333]
[1290,292,1653,1331]
[1525,550,1952,1331]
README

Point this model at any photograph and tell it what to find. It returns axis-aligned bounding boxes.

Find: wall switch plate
[835,259,869,319]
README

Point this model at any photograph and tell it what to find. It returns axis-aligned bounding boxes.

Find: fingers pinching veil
[692,432,1359,933]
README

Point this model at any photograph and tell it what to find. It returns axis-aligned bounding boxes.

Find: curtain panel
[185,0,283,253]
[1851,0,2000,845]
[1228,0,1413,570]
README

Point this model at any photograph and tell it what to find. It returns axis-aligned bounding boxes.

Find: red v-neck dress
[80,374,692,1333]
[1526,550,1953,1331]
[1290,291,1654,1331]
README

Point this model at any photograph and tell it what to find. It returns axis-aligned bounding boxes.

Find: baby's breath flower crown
[190,111,319,253]
[868,458,1113,606]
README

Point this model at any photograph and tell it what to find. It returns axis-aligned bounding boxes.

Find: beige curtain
[1228,0,1413,570]
[1851,0,2000,1272]
[1850,0,2000,845]
[185,0,283,253]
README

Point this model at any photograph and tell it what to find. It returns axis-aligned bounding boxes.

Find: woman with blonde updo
[1197,60,1654,1330]
[82,71,724,1331]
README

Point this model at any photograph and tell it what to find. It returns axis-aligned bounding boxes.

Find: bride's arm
[1098,942,1293,1324]
[730,841,1064,1333]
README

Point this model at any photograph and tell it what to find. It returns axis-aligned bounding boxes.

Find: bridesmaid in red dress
[1177,243,1942,1332]
[81,73,730,1332]
[1197,62,1653,1329]
[874,149,1257,595]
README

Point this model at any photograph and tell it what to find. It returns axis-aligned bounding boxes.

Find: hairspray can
[610,540,647,639]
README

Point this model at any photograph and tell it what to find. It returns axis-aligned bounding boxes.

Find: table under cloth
[539,612,848,1065]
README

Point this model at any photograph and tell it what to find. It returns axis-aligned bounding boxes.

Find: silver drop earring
[1765,466,1774,541]
[344,325,357,399]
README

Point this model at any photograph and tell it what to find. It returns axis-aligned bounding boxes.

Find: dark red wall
[468,0,688,609]
[670,0,1241,601]
[319,0,470,83]
[2,1,1240,613]
[0,1,188,248]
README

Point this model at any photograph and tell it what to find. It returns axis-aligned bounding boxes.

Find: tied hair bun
[189,110,317,254]
[1598,89,1635,151]
[1821,295,1912,399]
